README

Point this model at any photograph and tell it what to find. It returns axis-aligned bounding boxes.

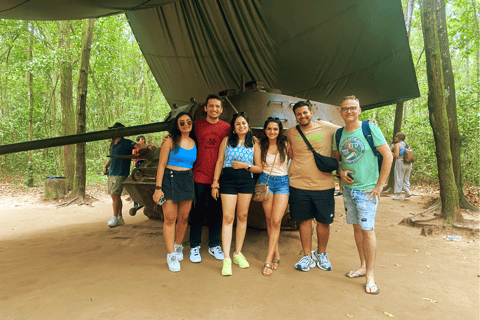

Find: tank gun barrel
[0,121,172,155]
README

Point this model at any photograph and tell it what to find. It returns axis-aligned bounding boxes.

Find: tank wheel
[129,205,144,216]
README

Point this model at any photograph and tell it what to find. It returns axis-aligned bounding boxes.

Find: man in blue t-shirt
[332,96,392,295]
[103,123,155,227]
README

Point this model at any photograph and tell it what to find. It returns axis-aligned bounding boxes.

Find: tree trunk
[436,0,476,211]
[387,0,415,192]
[472,0,480,103]
[144,69,151,141]
[421,0,462,223]
[58,21,75,190]
[26,24,34,187]
[73,18,95,201]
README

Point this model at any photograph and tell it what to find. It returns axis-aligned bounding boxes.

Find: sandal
[272,258,280,270]
[345,270,365,278]
[365,284,380,295]
[262,263,273,276]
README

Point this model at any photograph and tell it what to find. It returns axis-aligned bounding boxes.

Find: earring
[233,130,236,134]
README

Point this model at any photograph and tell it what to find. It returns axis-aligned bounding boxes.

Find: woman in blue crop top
[392,132,412,200]
[153,112,197,272]
[211,112,263,276]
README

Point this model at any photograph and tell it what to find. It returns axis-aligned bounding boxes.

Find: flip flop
[365,284,380,295]
[262,263,273,276]
[272,258,280,270]
[345,270,366,278]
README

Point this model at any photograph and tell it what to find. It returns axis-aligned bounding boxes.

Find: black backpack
[335,121,383,172]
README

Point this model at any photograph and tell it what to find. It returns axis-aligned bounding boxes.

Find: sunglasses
[179,120,193,126]
[267,117,280,121]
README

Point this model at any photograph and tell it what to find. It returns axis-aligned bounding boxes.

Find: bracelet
[155,186,162,190]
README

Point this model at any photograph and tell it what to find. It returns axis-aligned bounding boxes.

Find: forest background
[0,0,478,191]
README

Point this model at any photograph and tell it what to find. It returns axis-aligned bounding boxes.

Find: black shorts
[162,169,195,203]
[220,167,255,194]
[289,187,335,224]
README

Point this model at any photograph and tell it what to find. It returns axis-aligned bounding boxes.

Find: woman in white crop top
[258,117,292,276]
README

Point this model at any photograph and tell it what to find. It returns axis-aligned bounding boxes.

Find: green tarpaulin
[0,0,419,109]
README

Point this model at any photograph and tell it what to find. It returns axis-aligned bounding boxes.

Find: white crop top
[263,153,288,176]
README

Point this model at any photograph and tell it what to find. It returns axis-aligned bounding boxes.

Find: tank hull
[124,90,343,229]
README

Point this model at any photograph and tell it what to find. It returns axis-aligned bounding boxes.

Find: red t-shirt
[193,119,230,184]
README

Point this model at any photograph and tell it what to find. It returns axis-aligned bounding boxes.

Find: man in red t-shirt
[189,94,230,263]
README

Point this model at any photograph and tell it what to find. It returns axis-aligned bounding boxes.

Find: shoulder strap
[265,153,278,185]
[335,127,344,153]
[296,125,315,153]
[361,121,378,157]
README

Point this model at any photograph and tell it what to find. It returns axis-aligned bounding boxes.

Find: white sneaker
[393,194,405,200]
[116,217,125,226]
[208,246,224,260]
[167,253,181,272]
[190,246,201,263]
[174,243,184,261]
[108,216,119,227]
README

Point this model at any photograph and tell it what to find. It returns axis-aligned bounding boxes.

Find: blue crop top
[167,145,197,168]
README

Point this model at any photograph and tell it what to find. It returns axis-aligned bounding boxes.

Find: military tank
[122,80,344,229]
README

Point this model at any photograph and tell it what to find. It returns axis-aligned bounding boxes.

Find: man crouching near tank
[103,122,155,227]
[332,96,392,295]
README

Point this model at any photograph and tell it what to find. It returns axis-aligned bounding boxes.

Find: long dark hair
[170,112,194,152]
[260,117,288,164]
[227,112,253,148]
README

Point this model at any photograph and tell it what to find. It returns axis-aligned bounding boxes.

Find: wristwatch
[246,165,252,171]
[155,186,162,190]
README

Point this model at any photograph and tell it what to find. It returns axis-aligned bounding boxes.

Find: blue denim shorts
[343,187,378,230]
[257,173,289,195]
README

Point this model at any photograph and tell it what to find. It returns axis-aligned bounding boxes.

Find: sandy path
[0,193,478,320]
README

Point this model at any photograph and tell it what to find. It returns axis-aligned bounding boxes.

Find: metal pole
[0,121,172,155]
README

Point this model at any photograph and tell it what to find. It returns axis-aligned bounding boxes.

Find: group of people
[106,94,396,295]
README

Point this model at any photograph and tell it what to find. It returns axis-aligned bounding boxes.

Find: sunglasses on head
[179,120,192,126]
[267,117,280,121]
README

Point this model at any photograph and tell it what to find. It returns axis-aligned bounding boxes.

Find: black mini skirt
[162,169,195,203]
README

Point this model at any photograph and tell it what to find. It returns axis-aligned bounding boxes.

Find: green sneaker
[233,252,250,268]
[222,258,232,276]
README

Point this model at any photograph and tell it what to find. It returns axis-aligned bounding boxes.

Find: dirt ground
[0,184,478,320]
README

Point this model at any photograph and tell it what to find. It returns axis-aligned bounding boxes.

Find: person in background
[189,94,230,263]
[103,123,155,227]
[333,95,393,295]
[212,112,263,276]
[258,117,291,276]
[153,112,196,272]
[132,135,146,209]
[392,132,413,200]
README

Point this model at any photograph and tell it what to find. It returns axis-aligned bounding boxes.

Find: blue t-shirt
[109,138,136,176]
[332,123,387,190]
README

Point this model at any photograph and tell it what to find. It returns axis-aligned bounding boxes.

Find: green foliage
[360,0,480,187]
[0,15,170,187]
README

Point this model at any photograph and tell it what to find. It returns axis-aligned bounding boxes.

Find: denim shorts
[343,187,378,230]
[257,173,289,195]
